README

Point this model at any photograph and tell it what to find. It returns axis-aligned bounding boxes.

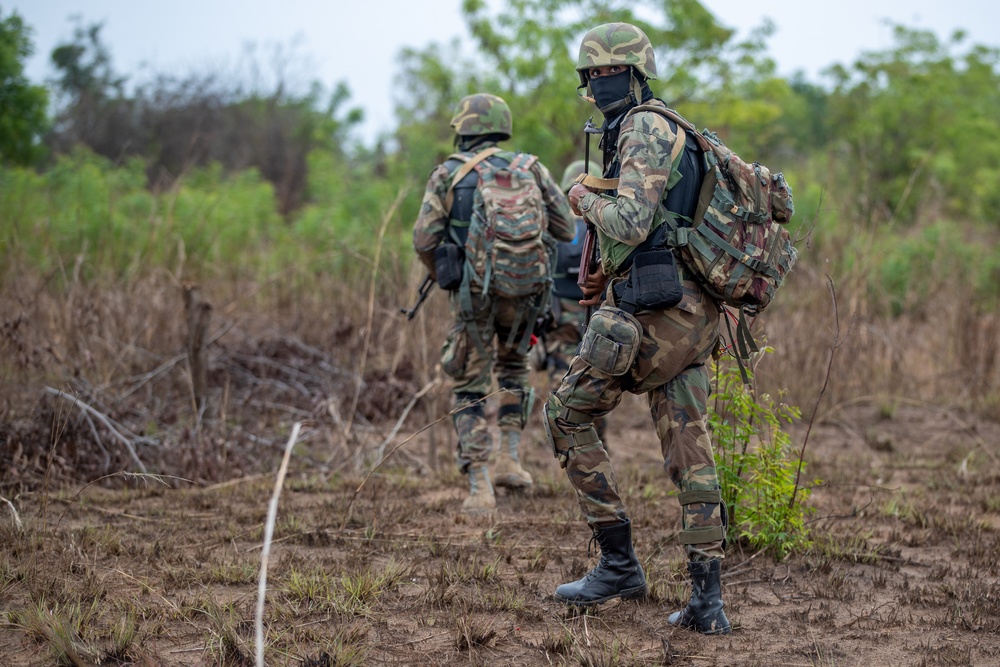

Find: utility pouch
[631,249,683,310]
[434,243,464,291]
[440,323,468,378]
[578,305,642,376]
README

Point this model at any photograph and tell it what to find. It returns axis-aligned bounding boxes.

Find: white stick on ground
[255,421,301,667]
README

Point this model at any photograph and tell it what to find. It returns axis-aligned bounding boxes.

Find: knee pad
[543,398,601,469]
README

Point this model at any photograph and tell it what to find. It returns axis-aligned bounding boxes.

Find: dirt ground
[1,397,999,666]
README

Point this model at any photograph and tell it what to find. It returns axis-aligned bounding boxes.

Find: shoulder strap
[574,109,687,192]
[508,152,538,172]
[443,146,501,212]
[634,104,711,153]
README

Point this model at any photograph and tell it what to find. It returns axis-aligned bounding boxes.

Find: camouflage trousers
[543,275,727,560]
[442,290,535,473]
[542,297,608,443]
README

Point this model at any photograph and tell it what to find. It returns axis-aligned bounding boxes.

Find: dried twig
[255,421,303,667]
[43,386,152,473]
[344,188,408,438]
[790,276,850,510]
[374,378,441,463]
[339,391,500,531]
[55,471,194,527]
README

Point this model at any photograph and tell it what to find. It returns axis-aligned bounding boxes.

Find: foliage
[710,353,812,558]
[869,220,1000,317]
[0,148,406,287]
[0,8,49,166]
[825,25,1000,227]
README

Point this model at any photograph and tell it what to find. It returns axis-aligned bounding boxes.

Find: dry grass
[2,218,1000,664]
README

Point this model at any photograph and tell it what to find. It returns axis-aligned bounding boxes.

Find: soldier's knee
[543,395,601,468]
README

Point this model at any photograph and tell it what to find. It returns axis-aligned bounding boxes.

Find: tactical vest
[597,106,705,277]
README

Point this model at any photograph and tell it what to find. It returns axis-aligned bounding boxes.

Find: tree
[46,19,364,214]
[826,25,1000,226]
[0,9,49,165]
[391,0,796,184]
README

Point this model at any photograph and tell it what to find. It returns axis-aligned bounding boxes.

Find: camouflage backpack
[443,148,552,354]
[636,105,797,312]
[456,152,551,299]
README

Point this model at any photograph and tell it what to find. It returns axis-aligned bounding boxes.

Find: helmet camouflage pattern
[576,22,657,84]
[560,159,602,192]
[449,93,513,138]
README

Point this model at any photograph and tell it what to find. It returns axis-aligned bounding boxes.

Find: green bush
[710,353,813,558]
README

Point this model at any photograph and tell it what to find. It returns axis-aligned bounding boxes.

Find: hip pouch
[631,249,683,310]
[579,305,642,376]
[434,243,464,291]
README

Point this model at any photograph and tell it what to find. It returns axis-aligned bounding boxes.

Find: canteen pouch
[434,243,464,291]
[631,249,683,310]
[578,305,642,376]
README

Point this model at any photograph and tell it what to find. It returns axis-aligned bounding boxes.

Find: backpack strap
[443,146,501,212]
[507,152,538,172]
[573,108,687,192]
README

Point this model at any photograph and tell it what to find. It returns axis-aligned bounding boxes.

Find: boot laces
[582,531,612,579]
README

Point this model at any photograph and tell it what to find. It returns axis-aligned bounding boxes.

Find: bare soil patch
[2,399,999,666]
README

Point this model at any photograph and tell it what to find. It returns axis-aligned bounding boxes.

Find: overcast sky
[8,1,1000,144]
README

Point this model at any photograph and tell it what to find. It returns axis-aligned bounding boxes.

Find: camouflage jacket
[412,142,575,276]
[576,99,686,277]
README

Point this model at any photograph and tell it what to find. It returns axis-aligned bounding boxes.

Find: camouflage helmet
[449,93,513,139]
[576,22,657,85]
[560,159,602,192]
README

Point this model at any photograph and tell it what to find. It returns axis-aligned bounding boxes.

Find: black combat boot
[668,559,731,634]
[555,519,647,605]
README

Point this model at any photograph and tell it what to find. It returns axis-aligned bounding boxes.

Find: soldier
[413,93,574,514]
[544,23,731,634]
[532,159,608,444]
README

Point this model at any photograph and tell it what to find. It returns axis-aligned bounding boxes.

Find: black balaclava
[589,69,634,117]
[592,68,654,171]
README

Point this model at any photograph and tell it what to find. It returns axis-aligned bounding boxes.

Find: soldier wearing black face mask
[544,22,731,636]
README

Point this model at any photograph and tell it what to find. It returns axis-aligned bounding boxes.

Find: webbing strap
[678,525,727,545]
[721,306,759,384]
[443,147,501,211]
[678,489,723,506]
[571,119,685,194]
[560,406,593,425]
[571,428,601,447]
[695,219,782,281]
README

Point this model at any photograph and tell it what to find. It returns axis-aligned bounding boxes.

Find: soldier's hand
[568,183,592,215]
[579,264,608,306]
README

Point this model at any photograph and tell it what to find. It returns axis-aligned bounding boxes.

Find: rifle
[400,274,434,320]
[576,117,604,327]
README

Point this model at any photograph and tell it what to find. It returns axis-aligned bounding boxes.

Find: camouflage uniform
[413,94,574,488]
[546,29,726,561]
